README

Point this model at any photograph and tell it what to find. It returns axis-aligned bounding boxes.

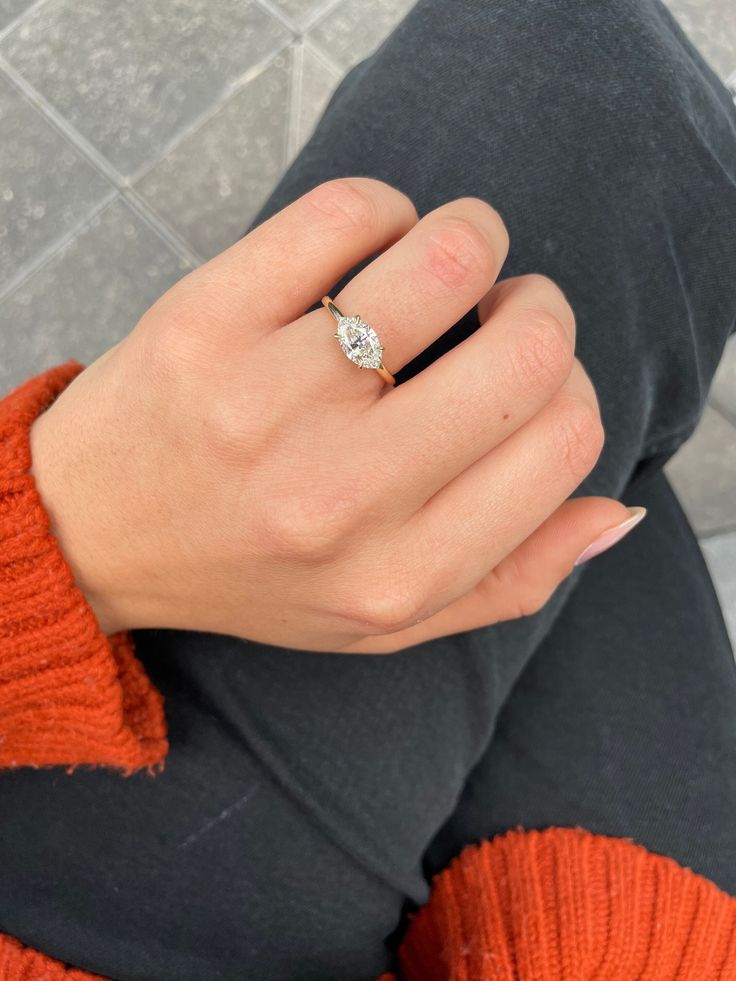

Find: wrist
[28,391,129,636]
[0,362,169,772]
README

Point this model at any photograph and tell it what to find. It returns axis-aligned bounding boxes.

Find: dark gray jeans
[1,2,735,980]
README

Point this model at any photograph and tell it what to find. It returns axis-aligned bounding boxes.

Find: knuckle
[509,308,574,390]
[259,479,366,561]
[199,392,252,460]
[350,570,425,633]
[260,499,344,561]
[515,273,576,342]
[519,583,553,617]
[550,395,605,483]
[521,272,569,307]
[454,197,510,254]
[305,178,380,233]
[423,217,495,291]
[488,553,550,619]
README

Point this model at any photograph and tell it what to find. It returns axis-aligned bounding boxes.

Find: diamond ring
[321,296,395,387]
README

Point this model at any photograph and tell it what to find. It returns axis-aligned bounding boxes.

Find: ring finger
[282,196,510,398]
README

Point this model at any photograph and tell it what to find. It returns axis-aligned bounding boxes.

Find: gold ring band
[321,296,395,387]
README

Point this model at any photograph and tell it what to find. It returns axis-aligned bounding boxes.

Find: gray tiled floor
[0,72,112,293]
[0,197,189,381]
[135,48,292,259]
[0,0,735,644]
[308,0,417,71]
[0,0,292,178]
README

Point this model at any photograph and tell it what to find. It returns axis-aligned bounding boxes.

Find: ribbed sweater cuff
[379,826,736,980]
[0,361,167,774]
[0,932,106,980]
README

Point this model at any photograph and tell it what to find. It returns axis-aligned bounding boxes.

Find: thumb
[345,497,646,654]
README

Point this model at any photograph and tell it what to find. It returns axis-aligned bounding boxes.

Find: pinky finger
[340,496,646,654]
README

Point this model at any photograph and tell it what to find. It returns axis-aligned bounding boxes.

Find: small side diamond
[335,315,383,369]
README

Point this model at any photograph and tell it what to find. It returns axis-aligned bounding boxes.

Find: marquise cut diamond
[335,315,383,369]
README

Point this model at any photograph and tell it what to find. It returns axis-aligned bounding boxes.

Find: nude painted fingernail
[574,506,648,566]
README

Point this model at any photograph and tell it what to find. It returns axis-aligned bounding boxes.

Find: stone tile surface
[0,0,36,32]
[0,72,111,294]
[665,405,736,536]
[711,334,736,425]
[701,531,736,650]
[664,0,736,81]
[268,0,334,31]
[136,51,291,260]
[289,41,341,162]
[0,197,190,394]
[308,0,417,71]
[0,0,292,178]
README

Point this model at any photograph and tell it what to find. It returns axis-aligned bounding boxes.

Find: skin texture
[28,178,643,654]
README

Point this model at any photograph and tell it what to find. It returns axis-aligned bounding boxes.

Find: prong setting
[334,315,384,370]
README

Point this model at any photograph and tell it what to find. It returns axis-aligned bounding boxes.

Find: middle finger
[372,273,577,517]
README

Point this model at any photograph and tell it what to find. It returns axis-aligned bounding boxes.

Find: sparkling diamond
[335,315,383,369]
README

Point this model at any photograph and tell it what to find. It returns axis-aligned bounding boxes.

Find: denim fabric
[1,2,735,979]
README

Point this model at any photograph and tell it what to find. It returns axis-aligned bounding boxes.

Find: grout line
[302,35,348,78]
[0,37,294,270]
[303,42,344,78]
[126,39,294,187]
[0,54,124,186]
[121,187,203,269]
[726,67,736,102]
[0,53,201,277]
[285,38,305,164]
[302,0,348,33]
[255,0,344,36]
[302,34,345,79]
[0,0,52,43]
[256,0,343,37]
[2,39,295,192]
[254,0,302,34]
[0,191,118,303]
[285,37,343,163]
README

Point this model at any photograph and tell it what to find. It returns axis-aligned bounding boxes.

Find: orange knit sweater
[1,362,735,981]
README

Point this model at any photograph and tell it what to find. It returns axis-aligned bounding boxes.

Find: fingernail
[574,506,648,566]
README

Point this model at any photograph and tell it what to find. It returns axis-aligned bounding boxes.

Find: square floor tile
[0,197,190,394]
[136,52,291,261]
[308,0,417,72]
[0,71,111,294]
[701,531,736,651]
[666,405,736,536]
[0,0,292,178]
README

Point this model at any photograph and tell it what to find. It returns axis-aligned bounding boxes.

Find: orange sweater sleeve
[378,827,736,981]
[0,361,167,774]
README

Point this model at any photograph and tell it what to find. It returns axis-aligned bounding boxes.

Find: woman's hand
[29,178,639,654]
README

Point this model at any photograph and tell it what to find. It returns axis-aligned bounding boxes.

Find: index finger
[191,178,419,333]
